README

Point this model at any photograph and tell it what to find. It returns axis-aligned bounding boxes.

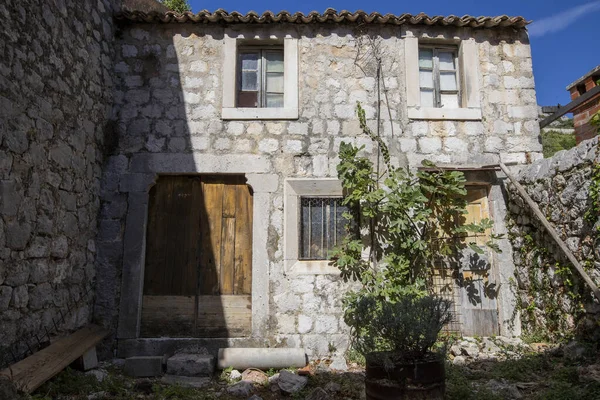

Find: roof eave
[114,8,531,29]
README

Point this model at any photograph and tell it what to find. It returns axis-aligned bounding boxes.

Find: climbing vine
[511,231,586,342]
[585,112,600,232]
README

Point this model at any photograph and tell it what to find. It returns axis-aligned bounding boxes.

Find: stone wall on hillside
[508,138,600,340]
[0,0,119,366]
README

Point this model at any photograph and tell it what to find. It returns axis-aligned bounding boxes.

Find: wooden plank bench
[0,325,109,394]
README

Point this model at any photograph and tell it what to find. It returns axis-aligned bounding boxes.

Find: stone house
[0,1,542,365]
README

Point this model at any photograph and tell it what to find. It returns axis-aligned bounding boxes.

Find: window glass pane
[266,73,284,93]
[419,48,433,68]
[327,200,335,251]
[441,93,459,108]
[419,70,433,88]
[439,52,455,70]
[237,91,258,108]
[266,51,284,73]
[334,200,348,248]
[309,199,324,259]
[266,93,284,108]
[301,199,311,258]
[440,71,457,90]
[241,52,259,70]
[421,89,434,107]
[241,71,258,91]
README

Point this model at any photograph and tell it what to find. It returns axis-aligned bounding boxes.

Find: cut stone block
[166,353,215,377]
[123,356,164,377]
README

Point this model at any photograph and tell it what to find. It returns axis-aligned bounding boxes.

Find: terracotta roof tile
[115,8,530,28]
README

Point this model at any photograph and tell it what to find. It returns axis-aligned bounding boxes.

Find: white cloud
[529,1,600,37]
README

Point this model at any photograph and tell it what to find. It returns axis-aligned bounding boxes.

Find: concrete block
[166,353,215,377]
[217,348,306,370]
[124,356,164,377]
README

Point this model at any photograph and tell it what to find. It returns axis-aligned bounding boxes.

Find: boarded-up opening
[141,175,253,338]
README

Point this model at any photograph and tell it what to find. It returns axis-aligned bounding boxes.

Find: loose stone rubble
[449,336,531,365]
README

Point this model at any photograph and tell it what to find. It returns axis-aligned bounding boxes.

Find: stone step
[166,353,215,377]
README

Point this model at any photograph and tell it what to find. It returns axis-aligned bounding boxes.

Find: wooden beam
[499,163,600,301]
[0,325,109,393]
[539,85,600,129]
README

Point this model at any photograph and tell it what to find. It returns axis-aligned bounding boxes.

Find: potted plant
[331,103,500,399]
[346,294,453,399]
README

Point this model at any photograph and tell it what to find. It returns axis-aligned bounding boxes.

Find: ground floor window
[299,197,349,260]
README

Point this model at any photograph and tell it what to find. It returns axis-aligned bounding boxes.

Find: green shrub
[541,130,576,158]
[159,0,191,13]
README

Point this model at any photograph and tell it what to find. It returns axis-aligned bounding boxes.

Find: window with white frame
[419,46,460,109]
[299,197,349,260]
[222,35,298,120]
[404,36,482,121]
[238,48,284,108]
[284,179,353,274]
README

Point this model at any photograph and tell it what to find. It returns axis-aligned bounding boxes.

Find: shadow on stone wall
[94,20,236,358]
[0,0,119,367]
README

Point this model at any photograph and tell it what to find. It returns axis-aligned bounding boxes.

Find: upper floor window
[222,34,298,120]
[419,46,460,109]
[405,36,482,121]
[238,48,284,108]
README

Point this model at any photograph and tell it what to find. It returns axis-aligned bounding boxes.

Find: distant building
[567,65,600,143]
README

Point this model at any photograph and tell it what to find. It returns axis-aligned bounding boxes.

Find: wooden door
[141,175,253,338]
[197,176,253,337]
[458,186,499,336]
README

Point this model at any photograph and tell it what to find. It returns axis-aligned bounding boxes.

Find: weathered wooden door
[141,175,253,338]
[458,186,499,336]
[433,186,500,336]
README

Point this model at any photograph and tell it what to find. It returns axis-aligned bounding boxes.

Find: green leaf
[468,243,485,254]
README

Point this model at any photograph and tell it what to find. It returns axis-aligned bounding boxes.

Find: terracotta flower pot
[364,351,445,400]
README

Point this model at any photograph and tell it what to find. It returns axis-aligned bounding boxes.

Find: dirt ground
[7,343,600,400]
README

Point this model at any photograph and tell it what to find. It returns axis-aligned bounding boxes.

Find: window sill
[285,260,340,275]
[407,107,482,121]
[222,107,299,120]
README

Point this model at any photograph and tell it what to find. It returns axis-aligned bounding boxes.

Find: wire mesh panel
[300,197,349,260]
[432,268,462,332]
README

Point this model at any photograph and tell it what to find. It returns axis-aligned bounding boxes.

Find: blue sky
[187,0,599,107]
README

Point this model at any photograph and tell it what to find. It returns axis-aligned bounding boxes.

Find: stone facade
[96,20,542,358]
[507,138,600,340]
[0,0,119,366]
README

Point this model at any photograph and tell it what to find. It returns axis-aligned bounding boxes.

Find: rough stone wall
[0,0,118,365]
[98,22,541,357]
[508,137,600,340]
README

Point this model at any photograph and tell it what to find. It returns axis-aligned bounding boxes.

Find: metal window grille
[299,197,349,260]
